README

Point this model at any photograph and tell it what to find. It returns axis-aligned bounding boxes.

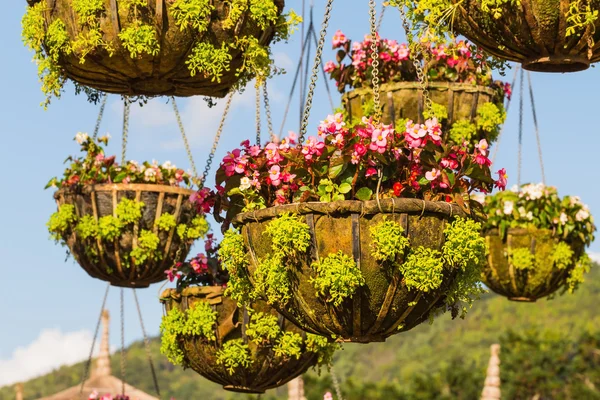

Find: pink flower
[302,136,325,161]
[265,142,284,165]
[332,30,348,47]
[425,168,441,181]
[365,167,377,177]
[318,113,345,137]
[405,120,427,148]
[475,139,489,156]
[425,118,442,144]
[248,145,261,157]
[354,143,367,156]
[495,168,508,190]
[475,154,492,166]
[369,127,389,153]
[447,56,460,68]
[324,61,336,73]
[269,165,281,186]
[441,157,459,170]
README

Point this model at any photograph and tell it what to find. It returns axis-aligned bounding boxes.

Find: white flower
[471,193,485,205]
[75,132,89,144]
[569,196,582,206]
[240,177,251,191]
[576,209,590,222]
[503,201,514,215]
[144,168,157,181]
[496,209,502,216]
[510,184,519,193]
[560,213,568,225]
[526,211,533,220]
[162,161,176,170]
[518,207,527,218]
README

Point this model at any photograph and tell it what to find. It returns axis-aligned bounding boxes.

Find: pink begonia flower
[324,61,336,73]
[447,56,460,68]
[330,133,345,146]
[397,43,409,60]
[240,139,250,149]
[475,139,489,156]
[366,167,377,177]
[269,165,281,186]
[282,172,296,183]
[248,145,261,157]
[426,168,441,181]
[354,143,367,156]
[369,128,389,153]
[265,142,284,165]
[405,120,427,148]
[332,30,348,47]
[222,149,241,176]
[234,156,248,174]
[425,118,442,144]
[318,113,345,137]
[495,168,508,190]
[324,393,334,400]
[352,41,362,52]
[475,154,492,166]
[302,136,325,161]
[457,40,471,56]
[441,157,459,170]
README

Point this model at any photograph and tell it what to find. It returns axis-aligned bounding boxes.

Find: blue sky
[1,0,599,386]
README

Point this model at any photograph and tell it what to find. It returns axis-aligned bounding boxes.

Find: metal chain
[492,64,520,165]
[200,92,235,188]
[526,71,547,185]
[79,283,111,395]
[517,67,524,190]
[92,94,108,140]
[330,365,344,400]
[369,0,382,123]
[255,83,262,145]
[299,0,335,141]
[120,288,126,396]
[377,2,386,31]
[121,99,131,164]
[398,7,433,114]
[133,289,160,397]
[262,81,276,142]
[171,96,199,179]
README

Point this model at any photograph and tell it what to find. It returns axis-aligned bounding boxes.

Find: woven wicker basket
[28,0,284,97]
[160,286,320,394]
[233,198,472,343]
[450,0,600,72]
[54,183,197,288]
[483,228,585,302]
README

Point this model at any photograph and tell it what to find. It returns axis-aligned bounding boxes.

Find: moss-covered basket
[54,184,197,288]
[484,228,586,301]
[25,0,284,97]
[233,198,483,343]
[449,0,600,72]
[342,82,500,127]
[160,286,323,394]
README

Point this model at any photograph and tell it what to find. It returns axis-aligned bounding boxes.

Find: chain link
[200,92,234,188]
[255,83,262,145]
[121,99,131,164]
[299,0,335,141]
[171,96,199,179]
[369,0,382,123]
[92,94,108,140]
[526,71,546,185]
[377,2,386,31]
[262,81,276,142]
[133,289,161,396]
[398,7,433,114]
[517,67,524,190]
[330,365,344,400]
[120,288,126,396]
[79,283,111,395]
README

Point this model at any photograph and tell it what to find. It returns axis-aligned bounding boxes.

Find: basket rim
[160,285,225,303]
[233,198,470,225]
[54,183,196,198]
[342,81,497,101]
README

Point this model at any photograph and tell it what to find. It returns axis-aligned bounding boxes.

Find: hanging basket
[54,184,197,288]
[483,228,585,301]
[450,0,600,72]
[342,82,500,126]
[24,0,285,98]
[160,286,322,394]
[233,198,480,343]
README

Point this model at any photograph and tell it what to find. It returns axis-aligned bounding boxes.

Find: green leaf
[114,172,128,183]
[338,183,352,194]
[355,187,373,201]
[328,161,347,179]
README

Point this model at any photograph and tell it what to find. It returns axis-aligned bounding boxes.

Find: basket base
[223,385,266,394]
[508,297,537,303]
[107,281,151,289]
[523,55,589,73]
[339,335,387,344]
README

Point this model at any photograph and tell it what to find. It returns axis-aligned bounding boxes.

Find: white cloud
[0,329,96,387]
[588,252,600,264]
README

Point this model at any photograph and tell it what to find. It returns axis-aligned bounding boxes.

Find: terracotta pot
[234,198,474,343]
[54,184,196,288]
[160,286,320,394]
[483,227,585,301]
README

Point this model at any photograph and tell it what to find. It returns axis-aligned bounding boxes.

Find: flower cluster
[47,134,194,189]
[164,234,229,289]
[481,183,596,245]
[215,112,506,221]
[88,392,129,400]
[325,31,509,98]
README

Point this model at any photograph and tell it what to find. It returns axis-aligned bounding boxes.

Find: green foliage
[47,204,77,240]
[306,333,339,369]
[370,219,410,263]
[509,247,536,270]
[400,247,444,292]
[159,306,187,366]
[551,241,575,270]
[422,102,448,122]
[182,302,217,341]
[97,216,122,241]
[567,253,592,293]
[274,332,304,359]
[215,339,252,375]
[177,215,209,241]
[116,198,145,225]
[156,213,177,231]
[219,229,255,303]
[130,230,160,265]
[254,254,292,305]
[46,20,72,62]
[249,0,280,30]
[170,0,214,32]
[566,0,599,38]
[311,251,365,307]
[75,215,99,240]
[72,0,104,25]
[21,2,46,52]
[317,178,352,202]
[234,35,272,82]
[118,22,160,58]
[264,213,311,258]
[448,119,477,145]
[245,312,281,344]
[186,42,232,81]
[442,217,487,317]
[476,102,506,142]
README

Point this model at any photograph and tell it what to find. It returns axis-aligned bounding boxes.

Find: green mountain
[2,266,600,400]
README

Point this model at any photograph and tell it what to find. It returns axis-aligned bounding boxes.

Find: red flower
[393,182,404,196]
